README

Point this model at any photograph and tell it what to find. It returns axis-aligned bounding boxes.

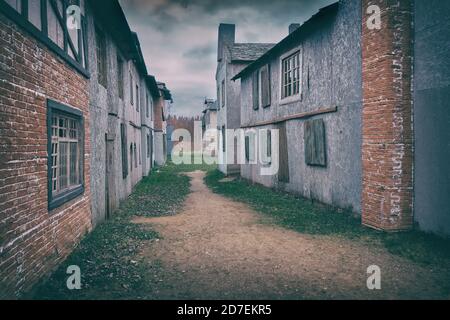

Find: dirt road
[133,171,449,299]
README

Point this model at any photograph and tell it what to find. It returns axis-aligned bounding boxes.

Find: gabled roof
[230,43,276,62]
[203,99,217,112]
[232,2,339,80]
[157,82,173,102]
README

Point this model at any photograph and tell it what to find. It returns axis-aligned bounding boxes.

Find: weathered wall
[413,0,450,236]
[86,11,108,226]
[241,0,363,213]
[0,12,92,298]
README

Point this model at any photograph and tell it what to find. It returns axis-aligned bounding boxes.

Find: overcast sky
[119,0,335,117]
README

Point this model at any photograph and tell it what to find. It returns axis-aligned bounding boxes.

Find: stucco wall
[413,0,450,236]
[241,0,362,213]
[87,8,145,225]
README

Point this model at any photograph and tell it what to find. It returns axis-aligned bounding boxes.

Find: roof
[203,99,217,112]
[157,82,173,102]
[232,2,339,80]
[146,75,160,98]
[230,43,276,62]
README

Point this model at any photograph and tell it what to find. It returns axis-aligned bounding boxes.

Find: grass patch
[28,165,192,300]
[205,169,450,267]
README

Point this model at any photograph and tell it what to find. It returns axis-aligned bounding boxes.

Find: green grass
[205,169,450,267]
[28,165,193,300]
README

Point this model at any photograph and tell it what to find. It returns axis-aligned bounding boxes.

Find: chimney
[217,23,235,62]
[289,23,300,34]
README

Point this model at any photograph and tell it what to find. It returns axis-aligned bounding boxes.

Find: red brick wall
[0,13,92,298]
[361,0,414,231]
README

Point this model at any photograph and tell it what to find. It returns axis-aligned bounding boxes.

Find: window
[120,123,128,179]
[136,84,139,112]
[222,125,226,152]
[281,51,301,99]
[260,65,271,108]
[117,56,124,99]
[305,119,326,167]
[47,100,84,210]
[2,0,88,73]
[96,27,107,87]
[130,72,134,105]
[221,80,225,108]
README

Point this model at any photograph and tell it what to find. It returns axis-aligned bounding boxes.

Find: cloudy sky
[119,0,334,117]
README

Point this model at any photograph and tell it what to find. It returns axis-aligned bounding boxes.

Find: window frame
[47,99,84,211]
[279,47,302,105]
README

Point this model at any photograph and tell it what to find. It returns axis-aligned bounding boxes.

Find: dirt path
[133,171,449,299]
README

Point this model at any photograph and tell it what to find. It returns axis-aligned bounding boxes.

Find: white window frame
[279,46,302,105]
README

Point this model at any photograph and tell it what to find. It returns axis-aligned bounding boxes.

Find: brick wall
[361,0,414,231]
[0,13,92,298]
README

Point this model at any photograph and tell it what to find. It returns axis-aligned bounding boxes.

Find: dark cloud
[183,44,216,59]
[119,0,335,117]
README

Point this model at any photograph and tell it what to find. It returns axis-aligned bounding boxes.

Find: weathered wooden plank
[241,106,337,128]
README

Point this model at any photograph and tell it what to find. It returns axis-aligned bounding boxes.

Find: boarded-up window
[117,57,124,99]
[222,126,226,152]
[252,70,259,110]
[130,72,134,105]
[221,80,225,108]
[95,27,107,87]
[304,119,326,167]
[130,144,133,172]
[260,65,271,108]
[278,123,290,182]
[245,135,250,162]
[146,93,149,117]
[120,124,128,179]
[136,85,140,112]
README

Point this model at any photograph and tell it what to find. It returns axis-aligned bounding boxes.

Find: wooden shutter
[245,135,250,162]
[222,126,226,152]
[278,123,290,182]
[252,70,259,110]
[305,119,326,167]
[261,65,271,108]
[121,124,128,178]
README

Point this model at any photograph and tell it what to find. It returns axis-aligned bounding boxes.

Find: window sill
[279,94,302,106]
[49,185,84,211]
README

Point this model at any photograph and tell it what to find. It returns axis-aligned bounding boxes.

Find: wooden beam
[241,106,338,128]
